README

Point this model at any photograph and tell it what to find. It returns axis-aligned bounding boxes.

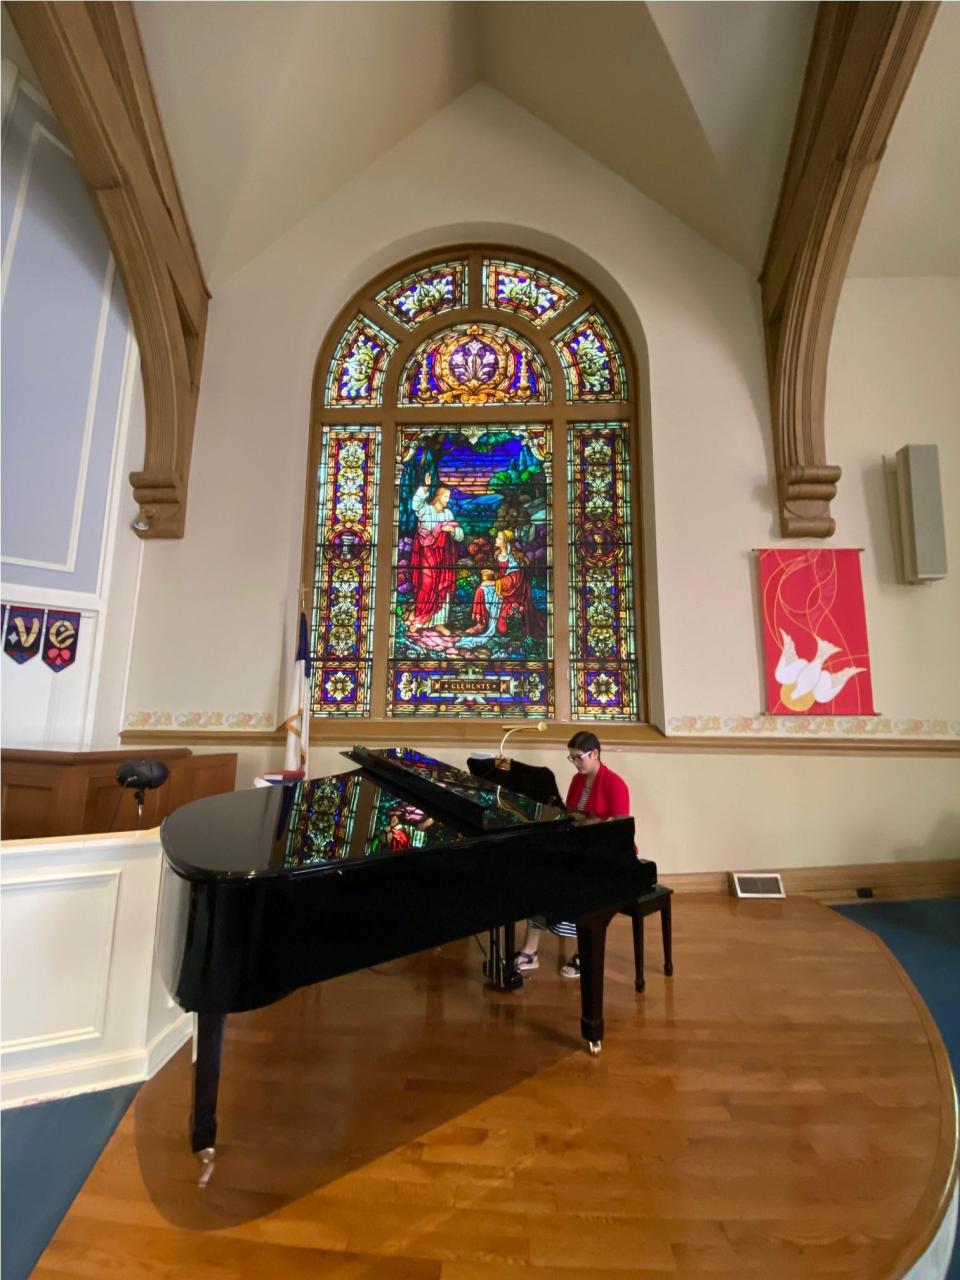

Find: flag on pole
[282,611,312,775]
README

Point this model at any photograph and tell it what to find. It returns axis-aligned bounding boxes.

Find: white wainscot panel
[1,869,118,1050]
[0,829,191,1105]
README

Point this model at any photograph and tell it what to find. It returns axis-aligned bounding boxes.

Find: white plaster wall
[825,276,960,724]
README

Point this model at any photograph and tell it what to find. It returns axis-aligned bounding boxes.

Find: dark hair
[567,730,601,756]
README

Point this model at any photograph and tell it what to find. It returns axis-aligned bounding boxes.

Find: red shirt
[565,761,631,820]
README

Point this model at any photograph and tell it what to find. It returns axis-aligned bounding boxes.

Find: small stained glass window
[387,424,553,717]
[311,426,380,716]
[398,323,550,406]
[374,261,468,329]
[324,315,397,408]
[555,310,627,402]
[568,422,639,719]
[482,259,577,327]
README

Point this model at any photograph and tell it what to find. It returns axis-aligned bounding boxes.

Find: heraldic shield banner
[757,549,876,716]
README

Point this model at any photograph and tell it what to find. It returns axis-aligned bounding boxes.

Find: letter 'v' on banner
[756,549,876,716]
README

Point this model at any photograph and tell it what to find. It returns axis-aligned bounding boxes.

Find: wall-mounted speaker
[895,445,948,584]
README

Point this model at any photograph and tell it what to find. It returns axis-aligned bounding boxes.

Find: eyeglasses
[567,750,595,764]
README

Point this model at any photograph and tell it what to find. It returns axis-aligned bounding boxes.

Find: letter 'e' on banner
[42,610,81,672]
[757,549,875,716]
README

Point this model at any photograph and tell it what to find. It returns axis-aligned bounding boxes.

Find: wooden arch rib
[7,1,208,539]
[761,1,938,538]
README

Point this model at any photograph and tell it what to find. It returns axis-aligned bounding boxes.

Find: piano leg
[485,922,523,992]
[575,909,617,1054]
[191,1012,226,1156]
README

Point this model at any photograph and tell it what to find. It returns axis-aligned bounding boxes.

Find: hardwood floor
[34,895,957,1278]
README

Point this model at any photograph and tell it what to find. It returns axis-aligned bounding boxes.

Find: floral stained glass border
[482,259,577,327]
[324,315,397,408]
[311,425,380,716]
[555,310,627,402]
[568,422,639,719]
[374,261,468,329]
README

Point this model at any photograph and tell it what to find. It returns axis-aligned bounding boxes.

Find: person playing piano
[513,731,632,978]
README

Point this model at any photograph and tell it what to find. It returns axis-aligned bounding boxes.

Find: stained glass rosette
[399,323,550,406]
[324,315,397,407]
[555,310,626,402]
[568,423,639,719]
[482,260,577,327]
[311,426,380,716]
[375,261,468,329]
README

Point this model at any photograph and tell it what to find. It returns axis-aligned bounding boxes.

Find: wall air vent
[729,872,785,899]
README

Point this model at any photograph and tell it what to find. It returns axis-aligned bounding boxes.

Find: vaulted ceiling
[134,0,817,286]
[5,2,958,288]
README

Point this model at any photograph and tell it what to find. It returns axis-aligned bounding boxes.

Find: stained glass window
[311,426,380,716]
[398,323,550,406]
[387,424,553,717]
[324,315,397,408]
[374,261,468,329]
[483,259,577,326]
[311,248,642,724]
[568,423,639,720]
[554,310,627,402]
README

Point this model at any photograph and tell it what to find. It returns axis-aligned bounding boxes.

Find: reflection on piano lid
[344,746,564,828]
[161,749,570,882]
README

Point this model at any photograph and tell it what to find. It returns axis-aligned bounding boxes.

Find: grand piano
[158,747,656,1156]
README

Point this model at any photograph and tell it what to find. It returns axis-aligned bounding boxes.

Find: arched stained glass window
[307,247,643,728]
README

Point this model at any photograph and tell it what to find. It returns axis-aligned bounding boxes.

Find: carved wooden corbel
[761,2,938,537]
[7,2,207,539]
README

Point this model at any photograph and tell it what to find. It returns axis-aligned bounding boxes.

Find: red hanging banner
[757,549,876,716]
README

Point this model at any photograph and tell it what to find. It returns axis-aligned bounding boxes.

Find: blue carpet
[833,899,960,1280]
[0,1083,138,1280]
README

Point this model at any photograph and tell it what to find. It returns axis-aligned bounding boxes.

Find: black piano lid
[161,753,569,882]
[344,746,562,829]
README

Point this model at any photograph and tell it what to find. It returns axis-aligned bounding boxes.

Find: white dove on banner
[775,630,865,711]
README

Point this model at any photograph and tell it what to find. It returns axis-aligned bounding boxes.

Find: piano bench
[619,884,673,993]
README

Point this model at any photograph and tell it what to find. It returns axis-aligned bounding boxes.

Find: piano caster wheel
[587,1040,602,1056]
[196,1146,216,1188]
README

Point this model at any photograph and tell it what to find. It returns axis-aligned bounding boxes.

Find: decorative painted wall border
[668,716,959,740]
[125,710,275,732]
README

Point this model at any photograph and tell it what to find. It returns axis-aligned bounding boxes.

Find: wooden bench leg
[630,907,645,992]
[662,895,673,977]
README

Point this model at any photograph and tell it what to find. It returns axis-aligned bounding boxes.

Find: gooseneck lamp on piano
[495,718,547,768]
